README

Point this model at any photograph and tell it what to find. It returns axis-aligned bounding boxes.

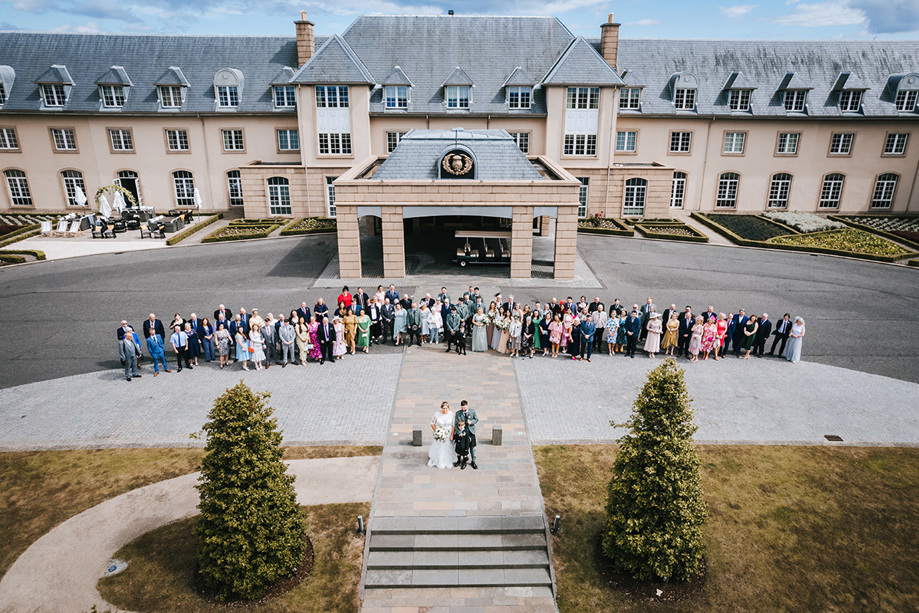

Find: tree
[602,358,707,581]
[195,382,304,600]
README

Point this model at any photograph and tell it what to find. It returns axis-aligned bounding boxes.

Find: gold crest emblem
[442,152,473,176]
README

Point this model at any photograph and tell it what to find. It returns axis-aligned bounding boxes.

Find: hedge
[577,217,634,237]
[0,227,40,249]
[634,222,709,243]
[909,259,919,268]
[830,215,919,252]
[279,217,338,236]
[228,218,290,226]
[201,224,282,243]
[165,213,223,246]
[0,254,26,264]
[0,249,47,260]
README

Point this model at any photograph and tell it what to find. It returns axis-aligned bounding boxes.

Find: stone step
[369,532,546,552]
[367,549,549,570]
[364,567,552,589]
[370,515,545,535]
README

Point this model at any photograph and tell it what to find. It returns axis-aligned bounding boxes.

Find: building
[1,13,917,278]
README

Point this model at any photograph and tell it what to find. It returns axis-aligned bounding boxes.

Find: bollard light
[357,515,364,534]
[552,515,561,534]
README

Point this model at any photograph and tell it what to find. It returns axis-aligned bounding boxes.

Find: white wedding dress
[427,410,455,469]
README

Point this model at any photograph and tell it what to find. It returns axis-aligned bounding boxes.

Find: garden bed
[831,215,919,251]
[229,217,290,226]
[762,211,845,233]
[0,226,41,249]
[704,214,793,241]
[201,223,282,243]
[0,254,26,265]
[0,213,62,227]
[768,228,915,262]
[280,217,338,236]
[634,222,708,243]
[165,213,223,246]
[577,217,634,237]
[909,259,919,268]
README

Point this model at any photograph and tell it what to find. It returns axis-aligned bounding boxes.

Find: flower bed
[830,215,919,251]
[576,216,634,237]
[768,228,915,261]
[634,222,708,243]
[279,217,338,236]
[165,213,222,246]
[763,211,845,233]
[621,217,679,225]
[0,213,62,227]
[704,214,793,241]
[229,218,289,226]
[201,223,281,243]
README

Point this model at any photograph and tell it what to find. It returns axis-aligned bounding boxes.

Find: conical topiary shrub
[195,382,304,600]
[601,358,707,581]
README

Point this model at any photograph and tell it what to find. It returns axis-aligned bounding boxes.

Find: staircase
[364,515,553,589]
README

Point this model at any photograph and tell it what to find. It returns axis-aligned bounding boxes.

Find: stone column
[336,205,362,278]
[510,205,534,279]
[554,205,577,280]
[381,205,405,278]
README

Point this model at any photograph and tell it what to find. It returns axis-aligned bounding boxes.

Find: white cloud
[771,1,866,26]
[625,19,660,26]
[850,0,919,33]
[48,20,102,32]
[721,5,757,19]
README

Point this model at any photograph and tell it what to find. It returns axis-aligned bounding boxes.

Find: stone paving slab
[360,586,557,613]
[515,353,919,446]
[0,355,402,450]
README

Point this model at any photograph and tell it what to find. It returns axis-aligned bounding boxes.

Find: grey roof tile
[289,34,375,84]
[94,65,132,86]
[502,67,537,87]
[154,66,188,86]
[269,66,296,85]
[35,64,73,84]
[542,37,623,86]
[441,66,475,86]
[834,71,869,90]
[723,71,756,90]
[382,65,413,86]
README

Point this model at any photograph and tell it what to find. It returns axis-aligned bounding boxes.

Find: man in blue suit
[146,330,169,375]
[623,307,642,358]
[731,309,749,356]
[579,314,596,362]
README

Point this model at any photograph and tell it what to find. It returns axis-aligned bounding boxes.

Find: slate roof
[35,64,74,84]
[95,66,133,86]
[0,32,309,113]
[381,66,413,86]
[372,129,545,181]
[290,34,375,84]
[612,39,919,117]
[502,67,537,87]
[441,66,475,87]
[542,37,623,86]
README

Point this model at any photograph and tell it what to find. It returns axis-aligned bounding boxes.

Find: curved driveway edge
[0,455,380,613]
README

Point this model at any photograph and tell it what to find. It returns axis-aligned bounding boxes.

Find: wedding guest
[296,318,311,364]
[199,317,215,363]
[662,312,679,356]
[548,313,563,357]
[754,313,772,358]
[508,314,522,358]
[701,316,717,360]
[688,316,703,363]
[249,322,265,370]
[235,324,250,370]
[332,316,346,361]
[740,314,759,360]
[146,327,169,375]
[278,316,295,366]
[605,311,620,356]
[714,313,728,360]
[393,302,407,346]
[357,309,371,353]
[523,314,536,358]
[770,313,792,357]
[344,308,358,354]
[644,312,662,358]
[171,324,192,371]
[784,317,806,363]
[215,322,231,368]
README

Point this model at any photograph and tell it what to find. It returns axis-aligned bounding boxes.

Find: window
[623,178,647,216]
[507,86,531,109]
[729,89,751,111]
[165,129,189,152]
[669,131,692,153]
[724,132,746,154]
[386,131,406,153]
[221,129,244,151]
[674,88,695,110]
[563,134,597,156]
[385,85,408,109]
[4,169,32,206]
[871,173,898,209]
[0,127,18,150]
[100,85,125,108]
[509,132,529,154]
[216,85,239,108]
[829,133,854,155]
[620,88,641,110]
[884,133,909,155]
[108,129,133,152]
[267,176,291,215]
[277,129,299,151]
[315,85,349,108]
[446,86,470,109]
[159,86,183,108]
[566,87,599,110]
[577,178,589,218]
[784,90,807,112]
[326,176,337,217]
[51,128,77,151]
[42,84,66,107]
[716,172,739,208]
[0,82,6,105]
[896,90,918,112]
[318,133,352,155]
[819,174,845,209]
[115,170,141,207]
[172,170,195,207]
[838,90,862,112]
[670,171,686,209]
[616,130,637,152]
[777,132,800,155]
[768,173,792,208]
[227,170,243,206]
[274,86,296,108]
[61,170,86,207]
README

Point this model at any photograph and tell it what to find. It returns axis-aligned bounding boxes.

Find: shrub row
[576,217,634,237]
[279,217,338,236]
[0,226,40,249]
[0,249,47,260]
[634,222,709,243]
[0,253,26,264]
[165,213,223,246]
[909,259,919,268]
[229,218,289,226]
[830,215,919,252]
[201,224,282,243]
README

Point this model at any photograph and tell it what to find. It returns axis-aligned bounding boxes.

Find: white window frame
[838,90,862,112]
[100,85,126,108]
[277,129,299,151]
[566,87,599,110]
[723,132,746,154]
[577,177,589,218]
[895,90,918,112]
[563,134,597,156]
[507,86,531,109]
[227,170,243,206]
[385,85,409,109]
[446,86,470,109]
[619,88,641,110]
[784,89,807,112]
[326,176,337,217]
[267,176,292,215]
[884,133,909,155]
[172,170,195,207]
[776,132,800,155]
[670,171,686,209]
[318,133,352,155]
[728,89,751,111]
[386,131,406,153]
[159,86,184,108]
[669,131,692,153]
[61,170,86,207]
[221,129,244,151]
[818,174,845,209]
[41,84,67,107]
[316,85,349,108]
[623,178,647,216]
[0,127,18,150]
[674,88,696,110]
[51,128,77,151]
[616,130,637,152]
[716,173,739,208]
[508,132,529,154]
[165,129,189,152]
[216,85,239,108]
[829,133,854,155]
[768,173,792,209]
[871,174,898,209]
[273,86,296,108]
[4,169,32,206]
[108,129,133,152]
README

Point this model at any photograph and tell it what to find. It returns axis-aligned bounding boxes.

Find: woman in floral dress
[605,313,620,355]
[688,316,704,363]
[561,312,571,353]
[248,322,265,370]
[548,313,563,357]
[700,317,717,360]
[308,315,322,362]
[615,312,628,353]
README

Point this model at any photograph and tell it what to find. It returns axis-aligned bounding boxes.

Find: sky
[1,0,918,40]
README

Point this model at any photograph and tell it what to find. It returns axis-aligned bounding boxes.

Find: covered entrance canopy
[333,128,582,279]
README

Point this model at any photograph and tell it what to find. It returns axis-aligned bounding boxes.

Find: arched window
[61,169,86,207]
[4,169,32,206]
[716,172,739,208]
[227,170,243,207]
[670,171,686,209]
[172,170,195,207]
[768,173,792,209]
[871,173,898,209]
[623,178,647,216]
[267,176,291,215]
[818,173,845,209]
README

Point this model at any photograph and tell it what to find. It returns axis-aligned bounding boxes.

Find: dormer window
[896,90,918,112]
[728,89,751,111]
[674,88,695,110]
[385,85,408,109]
[723,72,755,112]
[159,86,184,108]
[36,65,73,110]
[217,86,238,107]
[274,86,296,108]
[155,67,189,110]
[0,65,13,106]
[507,86,531,109]
[100,85,125,108]
[833,72,867,113]
[381,66,413,111]
[41,84,66,107]
[446,86,470,109]
[669,72,699,111]
[784,90,807,112]
[620,88,641,110]
[95,66,131,110]
[214,68,243,110]
[890,73,919,112]
[838,90,862,112]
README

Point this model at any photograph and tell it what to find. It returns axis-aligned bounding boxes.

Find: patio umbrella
[75,185,88,207]
[98,194,112,219]
[193,187,203,210]
[113,190,127,213]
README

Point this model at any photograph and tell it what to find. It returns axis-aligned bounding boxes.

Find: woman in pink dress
[332,316,346,360]
[700,318,717,360]
[688,316,704,363]
[308,315,322,362]
[714,313,728,361]
[548,314,563,357]
[643,312,662,358]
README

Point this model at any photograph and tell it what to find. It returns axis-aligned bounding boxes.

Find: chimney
[295,11,315,67]
[600,13,620,70]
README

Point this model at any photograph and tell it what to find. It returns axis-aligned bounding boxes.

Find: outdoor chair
[92,221,115,239]
[40,221,53,236]
[52,220,69,237]
[141,219,165,239]
[65,220,82,237]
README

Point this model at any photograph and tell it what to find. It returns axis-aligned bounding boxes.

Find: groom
[454,400,479,470]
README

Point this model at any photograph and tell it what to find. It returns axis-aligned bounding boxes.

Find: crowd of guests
[114,284,806,381]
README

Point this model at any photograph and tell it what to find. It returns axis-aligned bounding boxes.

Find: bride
[428,401,455,469]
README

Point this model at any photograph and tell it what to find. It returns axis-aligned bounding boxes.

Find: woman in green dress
[532,311,543,353]
[356,310,371,353]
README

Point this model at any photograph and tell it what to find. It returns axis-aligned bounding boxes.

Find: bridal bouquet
[433,426,450,443]
[495,319,510,331]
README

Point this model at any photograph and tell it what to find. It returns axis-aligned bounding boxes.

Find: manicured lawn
[704,214,791,241]
[535,444,919,613]
[0,445,381,581]
[98,502,369,613]
[769,228,912,258]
